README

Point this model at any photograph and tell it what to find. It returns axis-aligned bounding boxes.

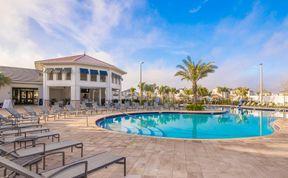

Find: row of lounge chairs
[0,107,126,177]
[78,102,186,114]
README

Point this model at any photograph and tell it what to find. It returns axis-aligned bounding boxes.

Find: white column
[43,68,49,106]
[43,86,49,106]
[71,85,80,108]
[107,71,112,102]
[99,88,102,105]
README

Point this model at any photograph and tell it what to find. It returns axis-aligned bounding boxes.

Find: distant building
[121,89,139,100]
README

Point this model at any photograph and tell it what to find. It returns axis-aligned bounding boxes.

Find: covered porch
[80,87,106,106]
[49,86,71,106]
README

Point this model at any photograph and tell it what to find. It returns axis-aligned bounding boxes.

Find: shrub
[186,104,204,111]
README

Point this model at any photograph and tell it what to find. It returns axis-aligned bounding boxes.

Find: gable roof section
[35,54,126,75]
[0,66,42,84]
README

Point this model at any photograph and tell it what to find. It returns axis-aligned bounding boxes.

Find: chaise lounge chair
[1,127,50,137]
[39,106,57,121]
[0,140,84,163]
[0,114,41,131]
[0,151,126,178]
[5,107,40,124]
[0,131,60,149]
[65,105,83,117]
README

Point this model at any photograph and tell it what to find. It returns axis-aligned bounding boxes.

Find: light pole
[140,62,144,105]
[259,63,263,103]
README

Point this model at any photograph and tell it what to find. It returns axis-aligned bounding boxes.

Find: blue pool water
[96,112,275,139]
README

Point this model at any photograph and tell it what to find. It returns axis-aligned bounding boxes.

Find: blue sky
[0,0,288,92]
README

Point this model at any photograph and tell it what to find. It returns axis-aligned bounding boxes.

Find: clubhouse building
[0,54,126,107]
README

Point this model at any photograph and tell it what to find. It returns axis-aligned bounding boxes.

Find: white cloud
[0,0,136,68]
[189,0,208,14]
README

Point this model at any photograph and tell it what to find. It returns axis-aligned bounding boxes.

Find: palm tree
[235,87,249,100]
[143,83,156,102]
[170,87,177,104]
[158,85,166,104]
[183,88,192,102]
[164,86,171,103]
[130,87,136,100]
[217,87,230,98]
[138,82,145,103]
[197,86,209,97]
[0,73,11,88]
[175,56,217,103]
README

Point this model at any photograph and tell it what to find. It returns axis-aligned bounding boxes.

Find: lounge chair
[153,102,160,110]
[39,106,57,121]
[92,103,106,113]
[65,105,82,117]
[0,114,41,131]
[1,127,50,137]
[0,151,126,178]
[5,107,40,124]
[163,103,171,110]
[0,131,60,149]
[51,105,66,119]
[23,106,38,116]
[173,104,180,110]
[144,102,149,110]
[0,140,83,160]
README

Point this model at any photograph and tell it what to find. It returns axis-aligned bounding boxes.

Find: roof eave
[35,61,127,75]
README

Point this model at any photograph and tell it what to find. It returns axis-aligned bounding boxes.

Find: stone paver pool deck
[1,109,288,178]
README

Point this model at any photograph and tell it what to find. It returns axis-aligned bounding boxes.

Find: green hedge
[186,104,204,111]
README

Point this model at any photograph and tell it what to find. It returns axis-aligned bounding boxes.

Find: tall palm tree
[197,86,209,97]
[217,87,230,98]
[170,87,177,104]
[143,83,156,102]
[183,88,192,102]
[0,73,11,88]
[138,82,145,102]
[158,85,166,104]
[164,86,171,103]
[235,87,249,100]
[130,87,136,100]
[175,56,217,104]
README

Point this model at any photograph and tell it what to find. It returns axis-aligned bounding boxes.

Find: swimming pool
[96,111,276,139]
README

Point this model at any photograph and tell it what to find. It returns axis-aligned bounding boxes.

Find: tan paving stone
[1,107,288,178]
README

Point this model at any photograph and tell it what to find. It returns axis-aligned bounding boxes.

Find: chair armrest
[46,160,88,178]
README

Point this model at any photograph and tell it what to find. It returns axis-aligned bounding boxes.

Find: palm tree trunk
[192,81,197,104]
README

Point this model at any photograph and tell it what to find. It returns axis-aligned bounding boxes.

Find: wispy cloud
[189,0,208,14]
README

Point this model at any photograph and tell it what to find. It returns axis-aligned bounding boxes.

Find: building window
[112,73,121,84]
[45,68,54,80]
[90,69,98,82]
[100,70,108,82]
[80,68,89,81]
[80,74,87,81]
[54,68,62,80]
[48,73,53,80]
[63,68,72,80]
[100,75,106,82]
[66,73,71,80]
[57,73,62,80]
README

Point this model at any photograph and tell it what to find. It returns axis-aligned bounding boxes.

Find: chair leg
[124,158,126,176]
[43,156,46,170]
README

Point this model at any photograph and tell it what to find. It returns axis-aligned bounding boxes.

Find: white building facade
[35,54,126,108]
